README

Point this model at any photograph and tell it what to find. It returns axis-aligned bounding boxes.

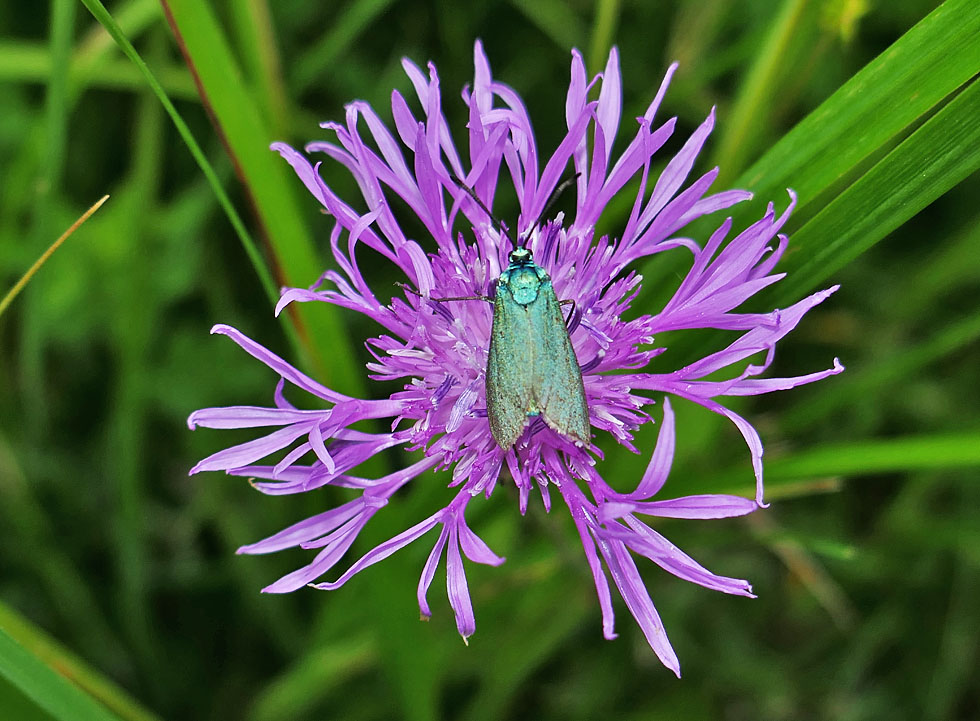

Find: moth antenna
[518,171,581,248]
[450,173,515,246]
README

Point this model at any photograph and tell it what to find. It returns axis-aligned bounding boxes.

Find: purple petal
[458,517,505,566]
[190,423,312,474]
[680,189,753,223]
[718,357,845,396]
[271,141,329,207]
[643,62,679,123]
[310,513,442,590]
[471,39,493,114]
[238,501,362,555]
[560,484,617,640]
[565,48,588,129]
[447,523,476,640]
[601,539,680,676]
[623,398,675,500]
[596,46,621,164]
[614,520,754,596]
[418,522,450,619]
[210,324,348,403]
[531,101,596,223]
[262,518,365,593]
[188,406,322,430]
[627,494,759,519]
[635,107,715,233]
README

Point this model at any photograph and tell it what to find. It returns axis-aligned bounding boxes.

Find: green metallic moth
[485,246,590,449]
[406,176,590,449]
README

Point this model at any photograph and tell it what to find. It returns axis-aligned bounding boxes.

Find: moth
[407,177,590,449]
[485,244,590,448]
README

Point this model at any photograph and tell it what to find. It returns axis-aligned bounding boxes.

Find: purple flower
[188,41,842,676]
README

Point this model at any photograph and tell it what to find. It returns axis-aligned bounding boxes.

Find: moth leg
[396,282,490,304]
[559,298,576,326]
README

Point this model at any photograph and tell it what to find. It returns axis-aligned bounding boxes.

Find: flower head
[189,41,842,676]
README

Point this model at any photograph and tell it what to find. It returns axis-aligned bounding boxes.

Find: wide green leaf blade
[161,0,361,390]
[708,432,980,498]
[771,76,980,303]
[635,0,980,340]
[0,626,124,721]
[735,0,980,226]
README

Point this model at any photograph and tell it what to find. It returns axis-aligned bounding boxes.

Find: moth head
[509,247,533,265]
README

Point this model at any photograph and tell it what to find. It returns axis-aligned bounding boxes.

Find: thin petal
[310,513,442,590]
[418,523,450,619]
[237,501,362,555]
[596,46,621,163]
[190,423,311,474]
[624,398,675,500]
[628,494,758,519]
[447,523,476,639]
[601,539,680,676]
[210,324,348,403]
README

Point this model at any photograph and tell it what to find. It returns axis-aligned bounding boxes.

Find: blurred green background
[1,0,979,719]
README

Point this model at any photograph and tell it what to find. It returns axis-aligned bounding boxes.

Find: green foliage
[0,0,978,719]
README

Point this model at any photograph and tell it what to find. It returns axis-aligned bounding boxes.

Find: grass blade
[0,196,109,318]
[0,603,161,721]
[735,0,980,226]
[711,0,810,183]
[160,0,362,389]
[771,75,980,305]
[76,1,275,301]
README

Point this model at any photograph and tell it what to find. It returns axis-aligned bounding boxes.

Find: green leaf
[735,0,980,227]
[227,0,290,136]
[765,432,980,478]
[708,432,980,497]
[0,628,120,721]
[771,75,980,305]
[160,0,362,391]
[0,604,160,721]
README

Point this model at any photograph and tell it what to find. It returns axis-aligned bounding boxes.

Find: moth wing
[529,283,591,445]
[486,287,535,448]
